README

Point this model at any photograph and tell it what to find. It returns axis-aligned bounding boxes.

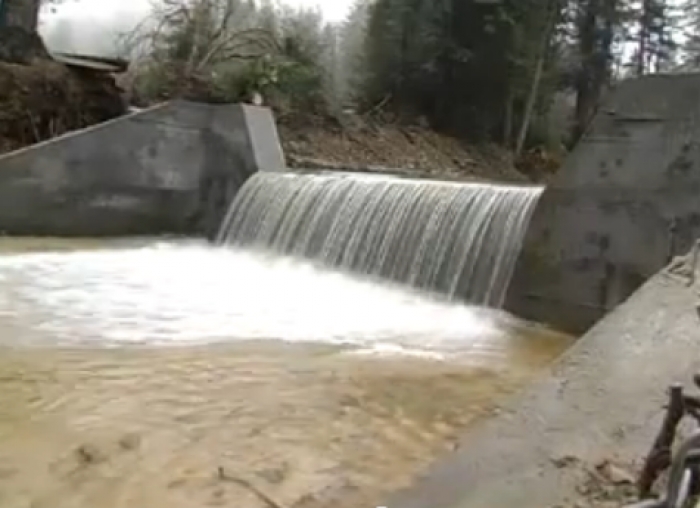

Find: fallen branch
[638,384,685,497]
[217,466,286,508]
[25,110,40,142]
[637,375,700,499]
[363,94,391,120]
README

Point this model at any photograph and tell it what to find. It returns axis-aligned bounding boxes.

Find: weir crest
[217,172,543,308]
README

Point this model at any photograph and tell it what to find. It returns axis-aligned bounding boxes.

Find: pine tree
[630,0,677,75]
[679,0,700,69]
[337,0,372,106]
[361,0,567,141]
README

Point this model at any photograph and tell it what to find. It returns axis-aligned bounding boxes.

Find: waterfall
[217,172,543,308]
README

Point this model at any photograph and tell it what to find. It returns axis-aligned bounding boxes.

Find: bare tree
[117,0,287,104]
[128,0,277,71]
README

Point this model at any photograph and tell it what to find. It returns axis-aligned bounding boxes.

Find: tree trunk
[573,0,598,143]
[515,0,558,157]
[637,0,649,76]
[2,0,40,32]
[573,0,616,144]
[503,89,514,146]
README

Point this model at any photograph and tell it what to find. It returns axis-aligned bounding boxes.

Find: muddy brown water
[0,238,573,508]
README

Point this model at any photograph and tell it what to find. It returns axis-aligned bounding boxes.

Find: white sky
[289,0,351,21]
[40,0,352,56]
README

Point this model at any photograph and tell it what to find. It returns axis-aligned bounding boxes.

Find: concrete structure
[383,72,700,508]
[0,100,284,237]
[50,52,129,73]
[388,257,700,508]
[506,73,700,334]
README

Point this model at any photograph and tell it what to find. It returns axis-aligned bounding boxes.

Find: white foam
[345,344,447,361]
[0,242,522,361]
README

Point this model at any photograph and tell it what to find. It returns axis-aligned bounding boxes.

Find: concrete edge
[0,102,170,162]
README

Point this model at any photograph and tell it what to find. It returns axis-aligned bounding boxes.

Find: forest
[2,0,699,156]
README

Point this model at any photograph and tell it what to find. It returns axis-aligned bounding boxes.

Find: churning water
[0,173,558,508]
[217,172,543,307]
[0,238,572,508]
[0,239,551,361]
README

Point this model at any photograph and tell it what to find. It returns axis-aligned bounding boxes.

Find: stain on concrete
[506,73,700,334]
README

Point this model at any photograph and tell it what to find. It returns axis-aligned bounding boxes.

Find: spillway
[217,172,543,307]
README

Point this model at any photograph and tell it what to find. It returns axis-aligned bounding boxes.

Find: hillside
[278,117,531,184]
[0,24,538,184]
[0,66,536,184]
[0,60,126,153]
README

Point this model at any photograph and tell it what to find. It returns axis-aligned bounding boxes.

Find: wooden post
[638,384,685,497]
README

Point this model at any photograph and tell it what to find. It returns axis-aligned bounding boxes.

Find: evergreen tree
[337,0,372,106]
[630,0,678,75]
[361,0,567,141]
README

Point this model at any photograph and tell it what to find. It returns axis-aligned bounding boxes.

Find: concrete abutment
[0,100,284,236]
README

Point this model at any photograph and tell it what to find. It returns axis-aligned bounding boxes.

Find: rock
[118,433,141,451]
[595,460,636,485]
[255,463,288,484]
[551,455,580,468]
[76,443,107,465]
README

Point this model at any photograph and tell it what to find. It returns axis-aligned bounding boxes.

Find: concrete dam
[1,71,699,507]
[217,172,542,308]
[0,73,695,333]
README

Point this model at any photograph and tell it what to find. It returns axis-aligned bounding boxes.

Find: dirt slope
[0,27,126,154]
[279,117,530,184]
[0,60,126,154]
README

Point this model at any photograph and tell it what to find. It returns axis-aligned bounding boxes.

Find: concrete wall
[506,73,700,333]
[0,100,285,237]
[388,258,700,508]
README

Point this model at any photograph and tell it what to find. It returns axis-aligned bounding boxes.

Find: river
[0,238,573,508]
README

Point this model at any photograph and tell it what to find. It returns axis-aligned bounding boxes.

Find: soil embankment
[0,60,125,153]
[278,116,530,183]
[0,27,126,154]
